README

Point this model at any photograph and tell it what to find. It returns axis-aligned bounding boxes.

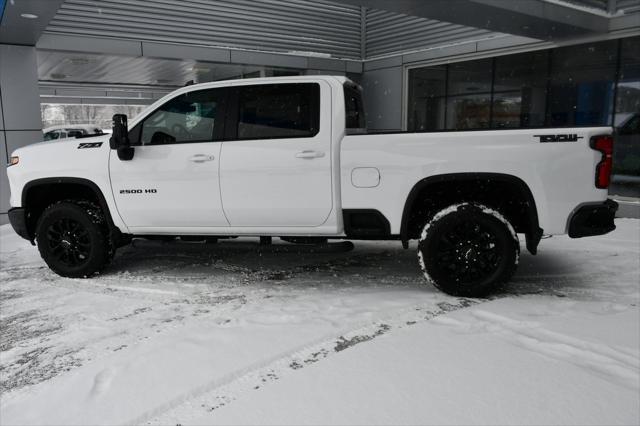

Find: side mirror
[109,114,134,161]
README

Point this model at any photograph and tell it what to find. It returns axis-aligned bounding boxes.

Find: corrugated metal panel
[46,0,362,59]
[365,8,502,59]
[617,0,640,14]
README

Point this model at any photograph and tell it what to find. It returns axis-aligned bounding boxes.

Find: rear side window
[344,83,365,133]
[235,83,319,140]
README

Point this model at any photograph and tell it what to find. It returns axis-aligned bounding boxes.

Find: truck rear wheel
[417,203,519,297]
[35,201,112,278]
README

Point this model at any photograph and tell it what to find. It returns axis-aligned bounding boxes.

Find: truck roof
[180,75,350,91]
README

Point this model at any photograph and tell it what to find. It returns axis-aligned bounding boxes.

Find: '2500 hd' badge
[120,189,157,194]
[533,134,584,143]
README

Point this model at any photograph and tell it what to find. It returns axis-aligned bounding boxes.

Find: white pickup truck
[6,76,618,296]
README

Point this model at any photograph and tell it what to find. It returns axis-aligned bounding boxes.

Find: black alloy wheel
[46,217,92,267]
[36,201,112,278]
[418,203,519,297]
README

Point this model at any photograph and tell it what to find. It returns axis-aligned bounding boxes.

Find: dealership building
[0,0,639,222]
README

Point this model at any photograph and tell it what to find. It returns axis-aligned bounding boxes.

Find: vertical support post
[0,44,42,224]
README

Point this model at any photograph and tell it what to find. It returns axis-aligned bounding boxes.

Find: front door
[219,81,333,227]
[110,87,229,230]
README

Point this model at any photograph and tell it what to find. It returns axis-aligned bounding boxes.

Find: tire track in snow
[135,297,482,426]
[434,310,640,390]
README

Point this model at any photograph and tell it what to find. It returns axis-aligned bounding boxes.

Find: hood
[11,134,111,157]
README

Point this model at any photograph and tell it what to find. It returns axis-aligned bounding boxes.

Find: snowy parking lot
[0,220,638,425]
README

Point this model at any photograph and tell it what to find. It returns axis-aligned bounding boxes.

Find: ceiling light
[67,58,91,65]
[20,13,38,19]
[191,66,211,73]
[51,73,68,80]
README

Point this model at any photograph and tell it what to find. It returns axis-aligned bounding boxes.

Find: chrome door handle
[295,150,325,159]
[189,154,215,163]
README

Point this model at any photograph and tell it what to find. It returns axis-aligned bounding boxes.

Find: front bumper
[568,199,618,238]
[8,208,32,242]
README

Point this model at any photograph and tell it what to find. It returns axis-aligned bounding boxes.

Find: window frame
[129,87,228,146]
[223,82,321,142]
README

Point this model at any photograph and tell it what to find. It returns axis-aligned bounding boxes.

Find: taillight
[590,135,614,189]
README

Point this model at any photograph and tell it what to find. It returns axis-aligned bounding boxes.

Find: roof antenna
[185,80,195,86]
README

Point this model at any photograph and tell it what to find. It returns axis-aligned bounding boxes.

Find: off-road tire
[35,200,113,278]
[418,202,519,297]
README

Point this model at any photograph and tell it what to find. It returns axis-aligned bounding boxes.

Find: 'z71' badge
[77,142,103,149]
[533,134,584,143]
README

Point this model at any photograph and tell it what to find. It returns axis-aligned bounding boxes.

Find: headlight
[8,156,19,166]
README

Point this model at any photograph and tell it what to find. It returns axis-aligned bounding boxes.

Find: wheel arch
[400,173,543,254]
[21,177,119,240]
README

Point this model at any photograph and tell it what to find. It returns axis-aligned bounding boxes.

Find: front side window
[235,83,319,140]
[139,88,223,145]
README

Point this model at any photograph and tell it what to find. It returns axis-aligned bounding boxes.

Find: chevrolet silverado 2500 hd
[6,76,618,296]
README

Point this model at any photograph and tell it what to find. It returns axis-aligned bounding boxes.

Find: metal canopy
[0,0,64,45]
[1,0,637,105]
[339,0,611,40]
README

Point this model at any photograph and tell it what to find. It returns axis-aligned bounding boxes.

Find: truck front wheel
[418,203,519,297]
[35,201,112,278]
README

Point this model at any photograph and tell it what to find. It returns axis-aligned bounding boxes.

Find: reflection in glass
[446,95,491,130]
[614,37,640,175]
[547,40,617,126]
[407,66,446,131]
[447,59,492,95]
[493,51,548,128]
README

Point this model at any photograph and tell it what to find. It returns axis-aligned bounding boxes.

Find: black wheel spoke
[45,217,92,268]
[432,217,503,286]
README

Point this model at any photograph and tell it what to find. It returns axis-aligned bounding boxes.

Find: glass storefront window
[445,58,492,130]
[41,104,147,131]
[446,94,491,130]
[447,59,492,95]
[614,37,640,175]
[547,40,617,127]
[493,50,548,128]
[407,66,446,131]
[492,93,524,129]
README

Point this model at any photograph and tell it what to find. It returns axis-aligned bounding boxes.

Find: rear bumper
[568,200,618,238]
[8,208,31,241]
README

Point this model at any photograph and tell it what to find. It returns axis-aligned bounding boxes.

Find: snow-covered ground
[0,220,638,426]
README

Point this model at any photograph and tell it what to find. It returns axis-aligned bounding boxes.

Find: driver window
[140,88,223,145]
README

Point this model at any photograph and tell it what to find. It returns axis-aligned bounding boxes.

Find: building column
[0,44,42,224]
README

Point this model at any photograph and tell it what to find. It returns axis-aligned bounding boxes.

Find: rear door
[219,81,332,227]
[109,87,229,229]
